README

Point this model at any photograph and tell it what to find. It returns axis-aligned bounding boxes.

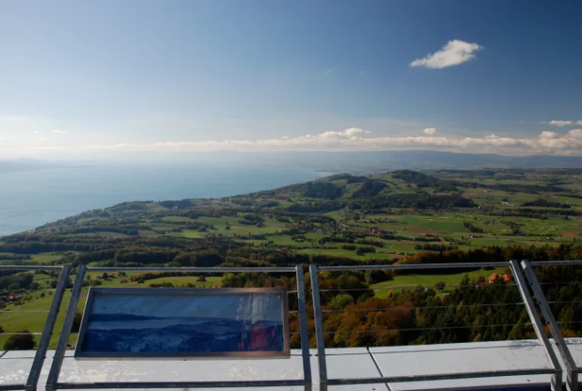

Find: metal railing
[45,265,312,391]
[0,265,71,391]
[3,261,582,391]
[522,260,582,391]
[309,261,564,391]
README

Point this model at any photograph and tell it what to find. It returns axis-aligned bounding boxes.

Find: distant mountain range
[246,150,582,173]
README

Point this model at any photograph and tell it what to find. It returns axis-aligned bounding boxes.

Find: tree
[330,294,354,310]
[90,279,102,287]
[222,273,240,287]
[365,270,392,285]
[434,281,446,291]
[174,253,194,266]
[4,330,36,350]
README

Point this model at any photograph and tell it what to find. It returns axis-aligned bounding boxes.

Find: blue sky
[1,0,582,158]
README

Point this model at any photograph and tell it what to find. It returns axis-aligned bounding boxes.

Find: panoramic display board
[75,287,289,359]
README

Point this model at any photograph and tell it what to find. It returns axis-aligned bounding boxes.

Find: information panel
[75,287,289,359]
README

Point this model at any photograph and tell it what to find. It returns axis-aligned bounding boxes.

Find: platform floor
[0,339,581,390]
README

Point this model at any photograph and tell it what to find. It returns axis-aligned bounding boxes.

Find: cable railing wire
[323,322,533,335]
[547,300,582,305]
[538,281,582,286]
[548,300,582,304]
[321,302,525,313]
[318,282,518,293]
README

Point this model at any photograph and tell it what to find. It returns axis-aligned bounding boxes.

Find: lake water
[0,163,326,237]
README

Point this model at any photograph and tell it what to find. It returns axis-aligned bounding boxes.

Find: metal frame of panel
[524,259,582,391]
[0,265,70,391]
[309,261,564,391]
[45,265,312,391]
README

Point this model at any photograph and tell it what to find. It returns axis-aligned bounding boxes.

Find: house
[501,273,513,282]
[488,273,513,284]
[6,294,22,302]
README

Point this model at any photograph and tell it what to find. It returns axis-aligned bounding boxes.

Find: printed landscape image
[78,291,285,355]
[1,168,582,350]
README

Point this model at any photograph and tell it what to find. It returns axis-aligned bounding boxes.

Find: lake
[0,163,327,237]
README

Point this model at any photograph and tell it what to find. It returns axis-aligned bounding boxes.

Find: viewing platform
[0,261,580,391]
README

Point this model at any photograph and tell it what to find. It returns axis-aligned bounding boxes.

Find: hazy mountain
[226,150,582,174]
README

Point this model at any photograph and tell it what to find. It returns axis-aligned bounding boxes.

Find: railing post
[509,260,563,391]
[295,265,312,391]
[521,260,579,391]
[309,264,327,391]
[46,265,87,391]
[26,265,71,391]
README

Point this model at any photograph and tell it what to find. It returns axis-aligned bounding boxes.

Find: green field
[371,267,508,297]
[0,291,78,349]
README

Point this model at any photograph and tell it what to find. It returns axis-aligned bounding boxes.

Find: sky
[1,0,582,159]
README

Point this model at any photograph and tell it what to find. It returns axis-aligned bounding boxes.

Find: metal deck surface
[1,339,581,390]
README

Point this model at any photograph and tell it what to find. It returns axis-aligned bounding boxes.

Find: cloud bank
[144,128,582,155]
[410,40,483,69]
[8,127,582,157]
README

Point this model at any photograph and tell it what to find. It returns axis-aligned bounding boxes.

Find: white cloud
[410,40,483,69]
[539,131,556,139]
[33,130,42,134]
[547,120,573,127]
[423,127,436,135]
[51,129,67,134]
[319,128,370,139]
[39,137,46,142]
[546,120,582,127]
